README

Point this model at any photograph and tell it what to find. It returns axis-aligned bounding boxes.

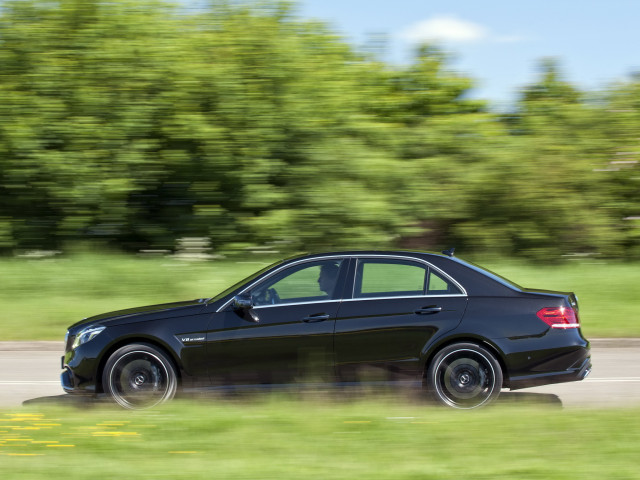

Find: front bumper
[61,360,98,394]
[60,364,76,393]
[60,333,112,394]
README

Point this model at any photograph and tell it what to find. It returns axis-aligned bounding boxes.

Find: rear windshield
[451,258,523,291]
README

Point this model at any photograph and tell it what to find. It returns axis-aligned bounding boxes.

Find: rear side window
[354,259,427,298]
[427,270,463,295]
[353,258,464,299]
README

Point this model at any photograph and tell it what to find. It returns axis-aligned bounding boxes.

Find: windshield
[207,259,284,303]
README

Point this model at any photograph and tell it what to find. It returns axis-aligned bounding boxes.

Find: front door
[206,258,348,385]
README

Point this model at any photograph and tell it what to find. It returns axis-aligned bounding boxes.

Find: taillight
[536,306,580,329]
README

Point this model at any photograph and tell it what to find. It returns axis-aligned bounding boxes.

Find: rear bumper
[508,356,592,390]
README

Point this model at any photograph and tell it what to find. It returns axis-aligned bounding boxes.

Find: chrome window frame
[216,253,467,313]
[216,255,346,312]
[254,299,340,310]
[346,255,467,302]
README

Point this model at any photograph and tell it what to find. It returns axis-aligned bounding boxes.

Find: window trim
[353,257,428,299]
[253,299,341,310]
[251,260,341,306]
[216,254,467,312]
[427,269,463,296]
[216,255,348,312]
[350,255,467,300]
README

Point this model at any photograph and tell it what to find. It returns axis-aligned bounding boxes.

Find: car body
[61,250,591,409]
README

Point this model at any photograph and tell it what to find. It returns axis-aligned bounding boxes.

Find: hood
[67,299,208,331]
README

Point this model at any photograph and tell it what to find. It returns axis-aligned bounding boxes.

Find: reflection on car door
[207,303,339,385]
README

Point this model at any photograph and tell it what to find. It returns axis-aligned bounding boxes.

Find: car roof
[282,250,450,261]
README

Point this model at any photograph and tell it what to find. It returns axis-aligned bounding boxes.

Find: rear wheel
[102,343,177,409]
[426,343,502,409]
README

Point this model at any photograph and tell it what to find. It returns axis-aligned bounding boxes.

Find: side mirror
[232,294,259,323]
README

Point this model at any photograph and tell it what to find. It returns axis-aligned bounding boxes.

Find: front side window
[354,259,427,298]
[251,259,343,306]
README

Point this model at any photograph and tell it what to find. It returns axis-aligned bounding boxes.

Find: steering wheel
[252,287,280,305]
[266,288,280,304]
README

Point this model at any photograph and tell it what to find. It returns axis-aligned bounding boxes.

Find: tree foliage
[0,0,638,259]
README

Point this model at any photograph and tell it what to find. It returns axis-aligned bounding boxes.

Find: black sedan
[61,250,591,409]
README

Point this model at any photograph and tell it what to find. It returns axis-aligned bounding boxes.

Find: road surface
[0,340,638,409]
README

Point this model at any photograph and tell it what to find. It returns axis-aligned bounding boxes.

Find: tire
[102,343,177,409]
[426,342,502,409]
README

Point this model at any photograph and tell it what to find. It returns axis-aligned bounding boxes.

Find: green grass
[0,253,271,341]
[1,397,640,478]
[0,253,637,340]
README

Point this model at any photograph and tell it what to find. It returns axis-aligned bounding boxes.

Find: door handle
[415,306,442,315]
[302,313,331,323]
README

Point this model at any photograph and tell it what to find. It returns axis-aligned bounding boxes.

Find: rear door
[334,256,468,381]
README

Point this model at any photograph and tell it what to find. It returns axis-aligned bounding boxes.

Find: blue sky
[296,0,640,108]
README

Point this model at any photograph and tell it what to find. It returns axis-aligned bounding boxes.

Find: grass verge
[0,397,639,479]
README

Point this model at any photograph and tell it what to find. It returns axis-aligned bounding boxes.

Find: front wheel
[426,343,502,409]
[102,343,177,409]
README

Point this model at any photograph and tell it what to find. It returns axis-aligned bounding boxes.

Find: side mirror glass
[232,294,259,323]
[233,294,253,310]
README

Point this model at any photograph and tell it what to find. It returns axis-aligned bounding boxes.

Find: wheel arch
[96,337,182,394]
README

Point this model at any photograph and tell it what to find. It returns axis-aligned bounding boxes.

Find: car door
[334,256,468,382]
[206,258,349,386]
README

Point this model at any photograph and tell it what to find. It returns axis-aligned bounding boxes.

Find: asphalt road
[0,340,639,409]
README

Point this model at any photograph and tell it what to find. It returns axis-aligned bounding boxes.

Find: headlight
[72,325,105,349]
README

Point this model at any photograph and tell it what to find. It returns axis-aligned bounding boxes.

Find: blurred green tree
[0,1,637,260]
[471,59,626,259]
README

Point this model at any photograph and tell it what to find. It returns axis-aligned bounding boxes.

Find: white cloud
[494,34,528,44]
[400,15,488,44]
[399,15,528,46]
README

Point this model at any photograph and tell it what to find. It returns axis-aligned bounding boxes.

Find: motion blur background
[0,0,638,261]
[1,5,639,477]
